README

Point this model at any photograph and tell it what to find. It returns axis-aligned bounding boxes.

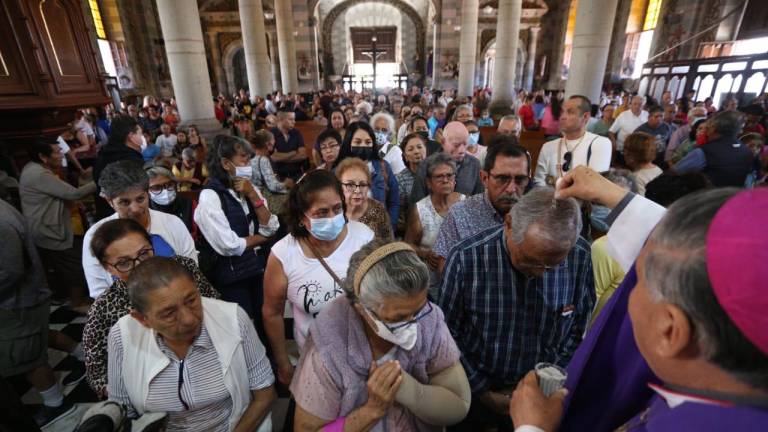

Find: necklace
[557,131,587,178]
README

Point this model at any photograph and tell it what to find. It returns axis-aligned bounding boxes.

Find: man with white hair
[371,112,406,174]
[410,121,484,203]
[511,166,768,431]
[609,95,648,160]
[497,115,522,138]
[440,187,594,431]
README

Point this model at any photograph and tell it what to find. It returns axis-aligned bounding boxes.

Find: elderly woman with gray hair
[292,240,471,431]
[146,166,196,235]
[371,111,406,174]
[404,153,465,298]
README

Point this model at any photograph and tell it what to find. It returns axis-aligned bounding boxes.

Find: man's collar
[648,383,730,409]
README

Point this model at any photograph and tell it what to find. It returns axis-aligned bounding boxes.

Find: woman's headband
[353,242,415,296]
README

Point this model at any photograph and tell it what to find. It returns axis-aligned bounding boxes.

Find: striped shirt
[438,226,594,393]
[107,306,274,431]
[433,192,504,259]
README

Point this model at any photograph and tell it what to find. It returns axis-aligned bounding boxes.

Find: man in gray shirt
[410,121,484,203]
[0,198,76,427]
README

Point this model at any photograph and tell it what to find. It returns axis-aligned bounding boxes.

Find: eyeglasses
[562,152,573,173]
[367,302,434,333]
[320,143,340,151]
[428,173,456,182]
[342,182,370,193]
[149,182,176,195]
[106,247,154,273]
[489,173,530,187]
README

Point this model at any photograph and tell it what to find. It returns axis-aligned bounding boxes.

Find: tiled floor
[8,305,295,431]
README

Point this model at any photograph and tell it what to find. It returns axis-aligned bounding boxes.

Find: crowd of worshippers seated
[5,87,767,431]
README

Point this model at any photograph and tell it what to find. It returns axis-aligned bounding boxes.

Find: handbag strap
[302,239,344,287]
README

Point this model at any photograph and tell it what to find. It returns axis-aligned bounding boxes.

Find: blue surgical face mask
[308,212,346,241]
[375,131,389,146]
[468,132,480,147]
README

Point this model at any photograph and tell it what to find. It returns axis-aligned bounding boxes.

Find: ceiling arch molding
[321,0,426,77]
[310,0,438,17]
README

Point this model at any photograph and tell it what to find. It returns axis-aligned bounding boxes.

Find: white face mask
[363,308,418,350]
[151,189,176,206]
[234,165,253,179]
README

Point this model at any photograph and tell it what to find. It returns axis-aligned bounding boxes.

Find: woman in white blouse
[263,170,374,386]
[194,135,279,341]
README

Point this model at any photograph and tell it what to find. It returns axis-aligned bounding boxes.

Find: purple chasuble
[559,266,661,431]
[624,393,768,431]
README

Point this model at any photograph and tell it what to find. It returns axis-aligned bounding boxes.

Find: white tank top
[270,221,374,350]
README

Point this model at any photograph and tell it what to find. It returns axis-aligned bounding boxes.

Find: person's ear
[480,169,490,187]
[129,309,152,329]
[652,303,695,359]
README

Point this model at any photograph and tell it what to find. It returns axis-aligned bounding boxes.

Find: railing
[638,51,768,108]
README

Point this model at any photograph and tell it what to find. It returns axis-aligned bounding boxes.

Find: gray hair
[603,168,638,193]
[452,104,473,120]
[127,256,194,314]
[343,239,429,310]
[643,188,768,391]
[424,152,457,178]
[99,160,149,198]
[498,115,521,134]
[509,187,581,249]
[146,166,176,182]
[710,110,744,137]
[370,112,395,133]
[181,147,196,161]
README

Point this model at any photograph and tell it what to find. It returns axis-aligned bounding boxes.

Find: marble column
[269,32,282,92]
[207,32,228,96]
[457,0,479,98]
[274,0,298,94]
[524,27,541,91]
[155,0,219,132]
[490,0,523,111]
[239,0,272,98]
[564,0,619,102]
[546,1,571,90]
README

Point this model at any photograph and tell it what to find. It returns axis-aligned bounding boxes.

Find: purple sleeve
[290,336,341,421]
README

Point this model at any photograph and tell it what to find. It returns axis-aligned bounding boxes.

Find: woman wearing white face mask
[292,240,471,431]
[371,112,406,175]
[146,167,196,234]
[194,136,279,343]
[263,170,374,387]
[464,120,488,166]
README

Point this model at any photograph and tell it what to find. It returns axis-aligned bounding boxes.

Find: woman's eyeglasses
[320,143,340,151]
[149,182,176,195]
[367,302,434,333]
[342,182,370,193]
[107,247,155,273]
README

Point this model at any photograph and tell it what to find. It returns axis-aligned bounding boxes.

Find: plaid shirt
[438,226,595,393]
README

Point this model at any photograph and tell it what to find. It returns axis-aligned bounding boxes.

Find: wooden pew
[479,126,548,172]
[293,121,328,164]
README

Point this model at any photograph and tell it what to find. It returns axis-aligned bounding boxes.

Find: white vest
[117,297,271,431]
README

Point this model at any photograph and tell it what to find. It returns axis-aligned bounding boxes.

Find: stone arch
[311,0,439,17]
[222,39,243,95]
[480,37,527,89]
[321,0,426,77]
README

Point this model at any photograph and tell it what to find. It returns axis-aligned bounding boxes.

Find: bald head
[442,121,469,162]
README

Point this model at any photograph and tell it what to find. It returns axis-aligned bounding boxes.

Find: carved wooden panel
[0,1,37,97]
[0,0,108,147]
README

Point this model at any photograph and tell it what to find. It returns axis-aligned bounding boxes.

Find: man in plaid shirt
[439,188,594,431]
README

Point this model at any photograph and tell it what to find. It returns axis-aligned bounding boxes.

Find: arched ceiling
[344,3,402,27]
[314,0,433,22]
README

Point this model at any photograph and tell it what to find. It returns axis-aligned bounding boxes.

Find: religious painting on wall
[298,54,312,81]
[440,51,458,78]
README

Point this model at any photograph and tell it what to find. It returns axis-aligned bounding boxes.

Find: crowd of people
[1,82,767,432]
